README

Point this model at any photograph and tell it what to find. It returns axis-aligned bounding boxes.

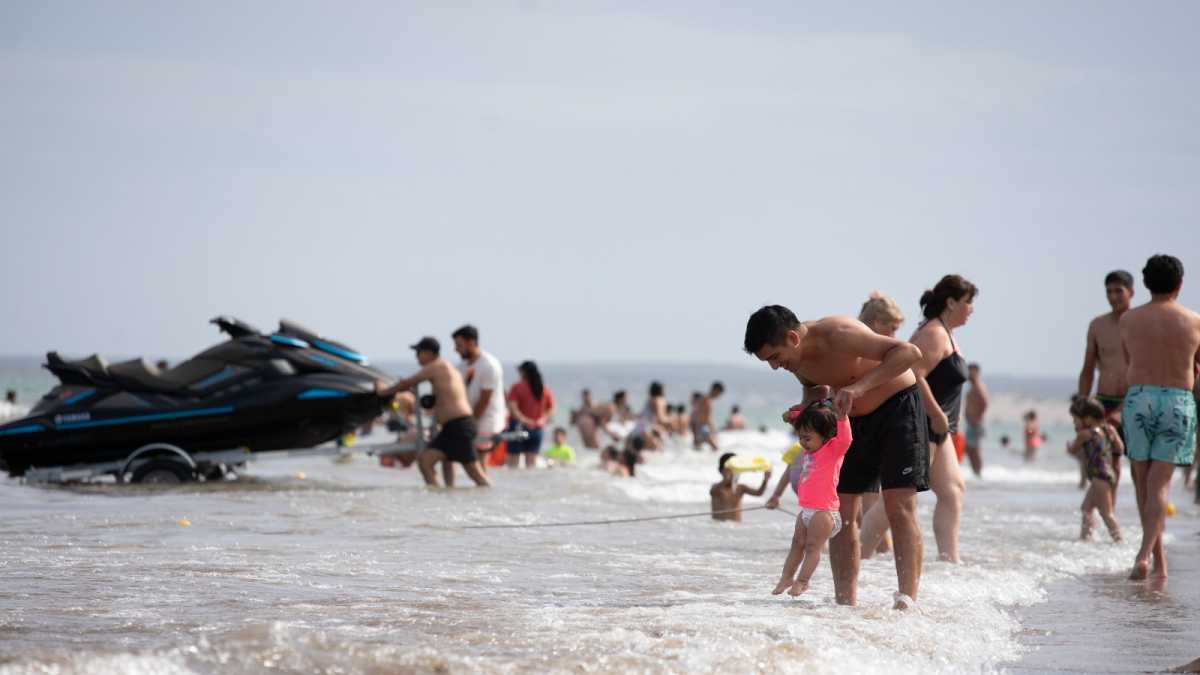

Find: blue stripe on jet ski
[55,406,235,430]
[191,367,237,390]
[312,340,368,364]
[270,334,309,348]
[306,353,339,368]
[0,424,44,436]
[64,389,96,405]
[298,388,349,400]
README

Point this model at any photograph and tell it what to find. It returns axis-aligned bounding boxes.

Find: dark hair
[791,404,838,441]
[630,435,646,451]
[1024,410,1037,419]
[711,381,725,394]
[718,452,736,473]
[614,390,627,403]
[553,426,567,436]
[1069,396,1105,420]
[919,275,978,320]
[1143,254,1184,295]
[744,305,800,354]
[602,446,619,460]
[968,363,980,371]
[731,405,740,413]
[451,324,479,342]
[648,381,664,398]
[622,447,639,476]
[691,391,702,401]
[581,388,590,397]
[1104,270,1134,290]
[518,360,544,401]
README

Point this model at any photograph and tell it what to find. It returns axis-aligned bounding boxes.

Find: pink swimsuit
[795,418,853,511]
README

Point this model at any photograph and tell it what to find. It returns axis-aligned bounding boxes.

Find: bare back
[424,359,474,423]
[1088,313,1130,396]
[1121,300,1200,391]
[795,317,917,415]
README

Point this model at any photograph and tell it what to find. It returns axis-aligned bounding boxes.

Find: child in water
[1023,410,1041,462]
[766,401,852,597]
[710,453,771,522]
[1067,397,1123,542]
[543,427,576,466]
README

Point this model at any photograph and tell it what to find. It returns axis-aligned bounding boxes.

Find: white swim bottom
[800,508,842,538]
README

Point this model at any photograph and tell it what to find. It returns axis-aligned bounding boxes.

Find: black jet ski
[0,317,390,477]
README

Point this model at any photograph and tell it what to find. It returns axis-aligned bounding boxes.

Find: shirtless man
[573,389,602,449]
[1120,255,1199,580]
[375,337,491,487]
[963,363,989,478]
[711,452,771,521]
[1079,270,1135,494]
[693,381,724,451]
[746,305,927,608]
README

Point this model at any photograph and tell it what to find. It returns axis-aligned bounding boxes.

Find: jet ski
[0,316,391,478]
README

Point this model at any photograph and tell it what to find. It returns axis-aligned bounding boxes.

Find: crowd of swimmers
[368,254,1198,608]
[369,323,752,486]
[717,253,1197,610]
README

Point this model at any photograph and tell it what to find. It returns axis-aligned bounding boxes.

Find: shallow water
[2,420,1196,675]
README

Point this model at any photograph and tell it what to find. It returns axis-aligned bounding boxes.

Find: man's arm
[378,365,433,398]
[828,320,922,414]
[473,389,494,420]
[910,326,950,435]
[1078,322,1098,399]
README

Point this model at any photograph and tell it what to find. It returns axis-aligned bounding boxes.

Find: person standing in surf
[910,275,975,563]
[1120,254,1200,581]
[1079,270,1135,497]
[744,305,928,609]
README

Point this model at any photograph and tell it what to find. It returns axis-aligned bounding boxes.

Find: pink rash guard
[795,417,853,511]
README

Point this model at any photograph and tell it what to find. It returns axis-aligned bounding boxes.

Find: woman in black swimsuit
[911,275,977,563]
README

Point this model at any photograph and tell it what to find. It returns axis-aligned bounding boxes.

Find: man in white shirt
[452,325,506,469]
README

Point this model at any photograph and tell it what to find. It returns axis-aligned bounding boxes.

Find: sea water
[0,360,1197,674]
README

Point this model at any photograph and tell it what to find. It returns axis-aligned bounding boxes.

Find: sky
[1,1,1198,376]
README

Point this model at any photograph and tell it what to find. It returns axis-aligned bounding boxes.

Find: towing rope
[448,505,798,530]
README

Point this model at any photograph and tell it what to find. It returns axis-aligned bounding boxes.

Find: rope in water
[451,505,798,530]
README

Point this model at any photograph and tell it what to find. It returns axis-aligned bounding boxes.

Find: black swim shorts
[431,416,479,464]
[838,385,930,494]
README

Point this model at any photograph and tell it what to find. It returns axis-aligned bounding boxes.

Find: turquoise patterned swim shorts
[1123,385,1198,466]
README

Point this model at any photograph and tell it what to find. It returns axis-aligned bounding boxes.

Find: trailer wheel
[132,459,195,484]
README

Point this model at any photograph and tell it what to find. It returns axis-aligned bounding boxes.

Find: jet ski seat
[66,354,109,377]
[109,358,230,392]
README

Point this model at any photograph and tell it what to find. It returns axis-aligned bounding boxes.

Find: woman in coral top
[505,361,555,468]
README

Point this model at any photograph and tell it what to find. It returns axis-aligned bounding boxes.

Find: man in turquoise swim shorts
[1120,254,1200,581]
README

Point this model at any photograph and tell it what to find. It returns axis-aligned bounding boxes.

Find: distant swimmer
[1120,254,1199,581]
[1023,411,1041,462]
[1067,397,1123,542]
[745,305,927,608]
[724,405,747,431]
[767,402,852,597]
[543,427,576,466]
[1079,270,1135,496]
[4,390,14,405]
[963,363,988,479]
[631,381,670,450]
[376,336,491,488]
[711,452,771,522]
[693,381,724,452]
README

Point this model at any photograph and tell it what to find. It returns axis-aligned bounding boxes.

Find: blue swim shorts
[1123,385,1197,466]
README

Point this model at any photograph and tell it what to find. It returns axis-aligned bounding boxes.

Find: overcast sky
[2,2,1197,376]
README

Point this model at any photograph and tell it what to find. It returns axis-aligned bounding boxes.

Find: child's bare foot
[772,578,792,595]
[1129,558,1150,580]
[788,578,810,596]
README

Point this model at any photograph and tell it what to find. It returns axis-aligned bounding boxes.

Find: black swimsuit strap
[937,317,958,353]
